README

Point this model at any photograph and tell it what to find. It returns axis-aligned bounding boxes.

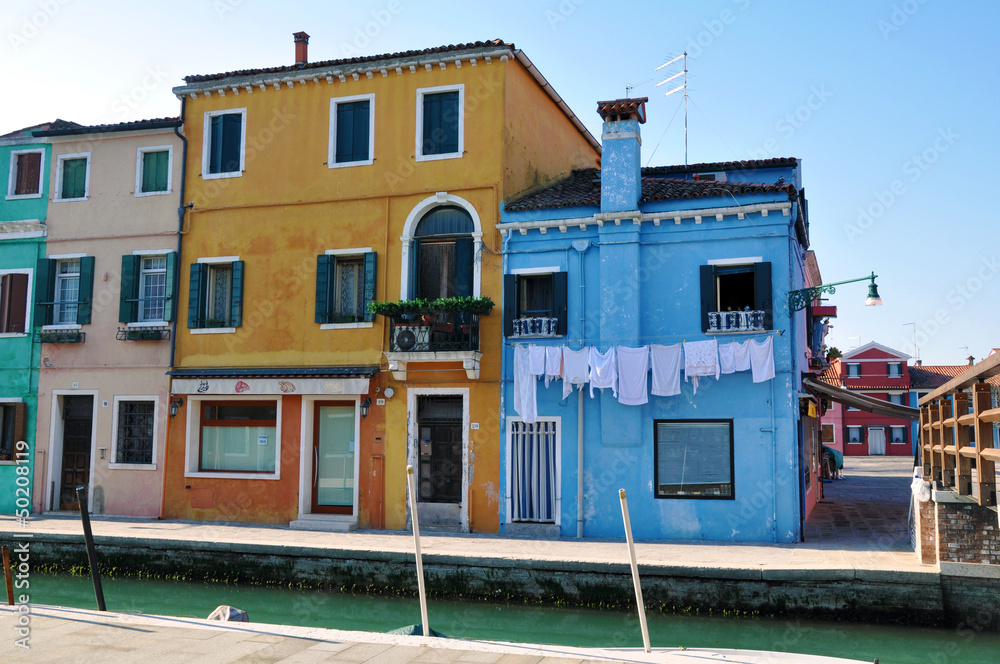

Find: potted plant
[205,318,229,328]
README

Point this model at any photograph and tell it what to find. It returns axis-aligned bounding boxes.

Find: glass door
[312,402,356,514]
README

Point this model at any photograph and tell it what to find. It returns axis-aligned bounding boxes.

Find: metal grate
[116,401,154,464]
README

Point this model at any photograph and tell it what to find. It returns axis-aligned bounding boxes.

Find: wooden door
[59,395,93,510]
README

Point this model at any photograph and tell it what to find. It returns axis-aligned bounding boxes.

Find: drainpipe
[572,240,590,538]
[499,230,512,533]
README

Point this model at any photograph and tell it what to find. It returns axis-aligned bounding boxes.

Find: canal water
[31,572,1000,663]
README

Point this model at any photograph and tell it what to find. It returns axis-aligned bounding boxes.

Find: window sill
[0,333,28,338]
[53,196,88,202]
[134,190,171,198]
[42,324,82,331]
[184,471,280,480]
[704,329,770,335]
[328,159,374,169]
[320,322,373,330]
[0,461,15,466]
[108,463,157,470]
[415,151,463,163]
[5,193,42,201]
[509,334,563,340]
[201,171,243,180]
[127,321,168,328]
[190,327,236,334]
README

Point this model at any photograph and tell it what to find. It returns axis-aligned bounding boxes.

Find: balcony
[708,310,765,333]
[510,316,559,338]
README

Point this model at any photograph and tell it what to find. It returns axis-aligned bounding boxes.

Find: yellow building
[164,36,599,532]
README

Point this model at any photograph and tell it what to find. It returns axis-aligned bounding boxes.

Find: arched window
[411,206,474,300]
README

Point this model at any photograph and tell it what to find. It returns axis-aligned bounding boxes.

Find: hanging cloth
[544,346,562,387]
[588,346,618,398]
[616,346,650,406]
[683,339,719,395]
[719,340,751,374]
[650,343,682,397]
[561,346,590,399]
[513,344,538,423]
[750,336,776,383]
[527,344,546,377]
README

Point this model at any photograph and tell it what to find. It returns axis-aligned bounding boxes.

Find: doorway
[414,394,464,528]
[59,395,93,510]
[868,427,886,456]
[311,401,356,514]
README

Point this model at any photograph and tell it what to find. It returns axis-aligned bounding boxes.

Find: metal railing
[708,310,765,333]
[388,312,480,352]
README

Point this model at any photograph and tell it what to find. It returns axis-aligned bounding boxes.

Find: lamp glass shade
[865,281,882,306]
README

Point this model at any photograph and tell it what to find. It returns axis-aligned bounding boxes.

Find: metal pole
[619,489,650,653]
[406,466,430,636]
[76,486,106,611]
[2,545,13,605]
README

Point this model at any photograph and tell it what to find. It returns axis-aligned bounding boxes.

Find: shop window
[654,420,734,499]
[199,401,277,473]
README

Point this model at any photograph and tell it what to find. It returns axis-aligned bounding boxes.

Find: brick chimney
[596,97,647,214]
[294,32,310,66]
[967,355,975,366]
[914,359,922,367]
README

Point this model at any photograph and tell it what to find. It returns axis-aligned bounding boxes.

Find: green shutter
[187,263,205,328]
[209,115,224,174]
[315,254,332,324]
[552,272,568,335]
[221,114,242,173]
[142,151,168,193]
[454,237,473,298]
[362,252,377,322]
[62,158,87,199]
[754,261,773,330]
[35,258,53,326]
[503,274,516,338]
[77,256,95,324]
[409,239,421,299]
[163,252,176,322]
[230,260,244,327]
[699,265,716,332]
[119,255,139,323]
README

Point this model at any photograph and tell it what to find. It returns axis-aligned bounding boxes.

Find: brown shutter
[15,152,41,195]
[7,273,28,333]
[13,402,26,445]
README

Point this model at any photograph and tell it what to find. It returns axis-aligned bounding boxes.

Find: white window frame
[321,247,374,330]
[110,396,159,470]
[505,416,561,526]
[183,395,282,480]
[415,84,464,162]
[328,94,375,169]
[890,425,907,444]
[846,426,863,444]
[53,257,81,326]
[137,254,169,323]
[54,152,91,201]
[0,268,32,337]
[190,255,239,335]
[6,148,44,200]
[134,145,174,197]
[886,392,905,405]
[201,108,247,180]
[846,363,861,378]
[399,194,483,299]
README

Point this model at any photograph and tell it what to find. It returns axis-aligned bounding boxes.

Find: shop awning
[167,366,379,396]
[803,377,919,421]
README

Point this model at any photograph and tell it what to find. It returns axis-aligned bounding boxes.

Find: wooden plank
[943,445,957,454]
[978,407,1000,423]
[957,413,976,426]
[943,417,956,428]
[959,447,978,458]
[981,448,1000,462]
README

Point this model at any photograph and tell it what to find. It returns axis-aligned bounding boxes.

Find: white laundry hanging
[513,344,538,423]
[561,346,590,399]
[527,344,546,377]
[650,343,682,397]
[719,340,751,374]
[616,346,649,406]
[683,339,719,395]
[749,336,776,383]
[544,346,562,387]
[588,346,618,398]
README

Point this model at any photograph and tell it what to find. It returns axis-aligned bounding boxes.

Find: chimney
[914,359,922,367]
[967,355,975,366]
[294,31,310,66]
[596,97,647,214]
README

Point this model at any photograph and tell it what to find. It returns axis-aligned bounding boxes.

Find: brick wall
[936,501,1000,565]
[918,499,937,564]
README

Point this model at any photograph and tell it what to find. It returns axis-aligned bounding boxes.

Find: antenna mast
[655,52,688,165]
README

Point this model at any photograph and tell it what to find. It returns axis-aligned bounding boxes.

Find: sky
[3,0,997,366]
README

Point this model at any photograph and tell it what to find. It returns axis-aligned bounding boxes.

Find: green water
[28,573,1000,663]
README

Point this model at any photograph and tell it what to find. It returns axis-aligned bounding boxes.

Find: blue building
[497,98,824,543]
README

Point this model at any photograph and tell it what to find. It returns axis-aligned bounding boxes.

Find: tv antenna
[655,52,688,165]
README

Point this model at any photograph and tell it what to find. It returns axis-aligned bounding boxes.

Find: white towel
[616,346,649,406]
[750,336,776,383]
[561,346,590,399]
[527,344,546,376]
[513,344,538,423]
[683,339,719,395]
[544,346,562,387]
[719,340,751,374]
[650,343,682,397]
[589,346,618,398]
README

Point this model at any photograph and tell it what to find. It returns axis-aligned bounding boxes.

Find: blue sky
[3,0,996,365]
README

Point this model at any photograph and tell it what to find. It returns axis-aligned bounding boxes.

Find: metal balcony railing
[708,310,765,333]
[388,312,480,352]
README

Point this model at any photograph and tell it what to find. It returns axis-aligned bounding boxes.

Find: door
[416,396,463,505]
[59,395,93,510]
[868,427,886,456]
[312,402,356,514]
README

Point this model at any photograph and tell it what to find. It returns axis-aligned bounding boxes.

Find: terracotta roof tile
[644,157,799,175]
[33,117,180,137]
[597,97,648,123]
[909,365,1000,389]
[819,365,841,384]
[182,39,512,84]
[504,168,797,212]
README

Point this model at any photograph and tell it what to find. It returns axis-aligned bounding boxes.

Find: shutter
[552,272,568,335]
[222,113,242,173]
[35,258,53,326]
[503,274,516,337]
[10,274,28,332]
[439,91,459,153]
[315,254,332,324]
[64,158,86,198]
[16,153,41,195]
[13,402,26,445]
[0,276,8,332]
[76,256,95,325]
[421,94,439,155]
[142,151,168,192]
[754,261,773,330]
[163,252,176,322]
[409,239,421,299]
[209,115,224,174]
[454,237,473,297]
[699,265,715,332]
[336,103,354,163]
[230,260,244,327]
[187,263,205,328]
[354,101,370,162]
[362,251,377,322]
[119,255,139,323]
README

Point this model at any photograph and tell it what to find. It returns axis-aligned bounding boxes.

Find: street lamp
[788,272,882,312]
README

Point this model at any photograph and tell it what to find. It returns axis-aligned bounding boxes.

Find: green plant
[204,318,229,328]
[368,296,494,317]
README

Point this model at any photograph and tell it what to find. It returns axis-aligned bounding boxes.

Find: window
[887,393,905,405]
[7,149,43,199]
[821,423,834,442]
[890,426,906,445]
[120,253,176,324]
[0,271,30,334]
[887,362,902,378]
[416,85,463,161]
[654,420,734,499]
[135,146,172,195]
[187,259,243,329]
[0,402,27,462]
[329,95,373,167]
[847,426,862,444]
[34,256,95,326]
[503,271,568,337]
[55,153,90,200]
[700,261,772,332]
[410,206,474,299]
[199,401,277,472]
[846,363,861,378]
[316,251,376,325]
[202,109,246,178]
[114,400,155,465]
